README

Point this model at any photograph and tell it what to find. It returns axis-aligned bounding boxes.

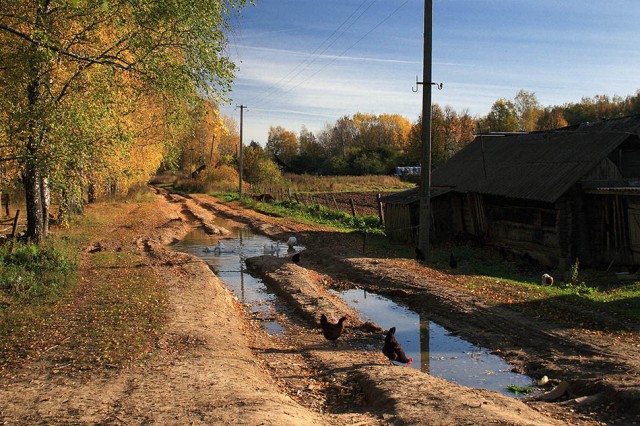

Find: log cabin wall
[627,197,640,264]
[584,193,634,265]
[383,203,415,243]
[479,195,561,265]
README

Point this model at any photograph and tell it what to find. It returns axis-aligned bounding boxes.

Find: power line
[272,1,410,99]
[248,0,378,109]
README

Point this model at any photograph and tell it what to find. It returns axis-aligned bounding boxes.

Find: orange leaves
[267,125,299,164]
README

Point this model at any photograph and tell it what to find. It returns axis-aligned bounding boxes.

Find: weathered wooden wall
[383,203,415,243]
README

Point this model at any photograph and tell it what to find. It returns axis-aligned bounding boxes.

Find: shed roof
[379,186,452,205]
[430,115,640,203]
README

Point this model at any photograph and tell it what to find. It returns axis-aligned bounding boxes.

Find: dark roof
[430,115,640,203]
[379,186,452,205]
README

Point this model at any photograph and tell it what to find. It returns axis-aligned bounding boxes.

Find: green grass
[507,384,534,395]
[427,245,640,327]
[0,189,169,372]
[218,192,384,233]
[0,240,78,368]
[0,241,77,304]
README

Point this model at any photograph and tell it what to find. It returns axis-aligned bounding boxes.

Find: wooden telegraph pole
[237,105,246,197]
[418,0,433,262]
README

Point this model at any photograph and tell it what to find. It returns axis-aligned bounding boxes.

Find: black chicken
[382,326,413,366]
[320,314,347,344]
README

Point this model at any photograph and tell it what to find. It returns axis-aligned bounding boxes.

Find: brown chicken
[320,314,347,344]
[382,327,413,365]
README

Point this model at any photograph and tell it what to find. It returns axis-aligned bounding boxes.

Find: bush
[0,242,76,301]
[244,157,282,188]
[174,165,243,193]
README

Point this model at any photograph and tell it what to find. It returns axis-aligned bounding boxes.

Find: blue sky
[220,0,640,144]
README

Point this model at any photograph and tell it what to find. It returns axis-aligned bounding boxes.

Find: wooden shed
[381,115,640,268]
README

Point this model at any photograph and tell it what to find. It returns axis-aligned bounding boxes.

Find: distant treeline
[260,89,640,176]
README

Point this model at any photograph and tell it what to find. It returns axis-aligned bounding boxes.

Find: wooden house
[381,115,640,268]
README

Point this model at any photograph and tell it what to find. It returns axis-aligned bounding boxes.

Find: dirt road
[1,187,638,425]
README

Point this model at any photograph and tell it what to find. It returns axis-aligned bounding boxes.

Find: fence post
[332,195,339,211]
[349,198,356,216]
[11,209,20,238]
[1,192,9,216]
[377,193,384,225]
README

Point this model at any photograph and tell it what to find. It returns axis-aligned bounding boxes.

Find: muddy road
[1,187,638,425]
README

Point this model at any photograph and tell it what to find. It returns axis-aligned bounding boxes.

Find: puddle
[172,227,300,335]
[173,226,537,398]
[333,288,538,397]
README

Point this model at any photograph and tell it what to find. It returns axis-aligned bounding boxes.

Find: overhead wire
[272,1,410,101]
[247,0,377,109]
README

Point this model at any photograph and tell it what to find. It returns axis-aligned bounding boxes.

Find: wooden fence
[250,188,385,224]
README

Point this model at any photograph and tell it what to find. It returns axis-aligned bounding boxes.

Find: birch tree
[0,0,248,243]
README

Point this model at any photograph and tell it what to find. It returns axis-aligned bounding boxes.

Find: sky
[219,0,640,145]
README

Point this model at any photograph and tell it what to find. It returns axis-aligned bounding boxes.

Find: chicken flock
[206,235,412,367]
[320,314,413,366]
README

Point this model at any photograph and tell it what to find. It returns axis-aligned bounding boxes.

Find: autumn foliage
[0,0,248,243]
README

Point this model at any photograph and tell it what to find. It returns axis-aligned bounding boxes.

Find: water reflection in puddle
[333,288,536,397]
[172,227,299,335]
[173,227,536,397]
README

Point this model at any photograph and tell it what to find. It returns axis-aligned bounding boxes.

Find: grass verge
[427,246,640,332]
[218,192,384,233]
[0,197,168,372]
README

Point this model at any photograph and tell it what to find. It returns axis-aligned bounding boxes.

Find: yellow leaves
[267,125,298,164]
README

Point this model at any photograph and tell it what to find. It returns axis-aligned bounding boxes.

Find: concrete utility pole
[418,0,433,262]
[237,105,246,197]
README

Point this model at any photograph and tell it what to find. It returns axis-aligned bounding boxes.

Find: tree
[217,115,240,159]
[480,99,519,132]
[266,126,298,165]
[0,0,248,243]
[443,106,476,159]
[291,126,326,174]
[242,143,282,188]
[623,90,640,115]
[178,100,227,176]
[328,116,357,157]
[513,90,542,131]
[377,114,413,153]
[430,104,447,167]
[536,107,569,130]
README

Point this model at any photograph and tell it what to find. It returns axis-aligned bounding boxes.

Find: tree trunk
[21,0,52,244]
[24,70,45,243]
[23,162,44,244]
[59,186,84,224]
[88,182,96,203]
[41,175,50,235]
